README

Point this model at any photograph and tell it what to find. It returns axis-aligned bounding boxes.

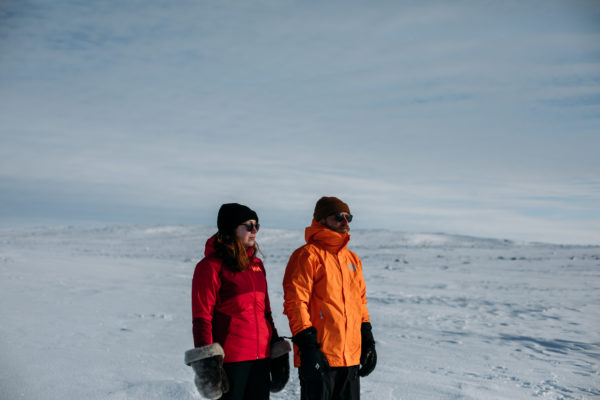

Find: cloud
[1,0,599,244]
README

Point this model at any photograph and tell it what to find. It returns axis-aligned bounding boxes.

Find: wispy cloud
[1,0,599,244]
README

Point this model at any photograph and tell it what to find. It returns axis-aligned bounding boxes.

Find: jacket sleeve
[191,258,221,347]
[260,260,280,341]
[355,255,370,323]
[265,290,280,342]
[282,247,316,335]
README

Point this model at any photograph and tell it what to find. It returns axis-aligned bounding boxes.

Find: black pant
[300,365,360,400]
[222,358,270,400]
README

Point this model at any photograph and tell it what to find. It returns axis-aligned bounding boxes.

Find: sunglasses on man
[332,213,353,223]
[241,222,260,232]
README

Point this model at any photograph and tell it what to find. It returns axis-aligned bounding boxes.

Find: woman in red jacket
[184,203,290,400]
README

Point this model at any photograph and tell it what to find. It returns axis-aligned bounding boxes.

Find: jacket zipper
[338,252,349,365]
[247,266,260,359]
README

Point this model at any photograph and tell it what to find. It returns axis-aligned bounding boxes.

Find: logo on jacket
[348,262,357,272]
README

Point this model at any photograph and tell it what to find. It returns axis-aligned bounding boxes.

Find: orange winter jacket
[283,220,370,367]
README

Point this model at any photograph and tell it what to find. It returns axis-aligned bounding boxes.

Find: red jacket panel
[192,235,277,363]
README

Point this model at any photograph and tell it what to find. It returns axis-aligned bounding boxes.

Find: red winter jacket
[191,235,277,363]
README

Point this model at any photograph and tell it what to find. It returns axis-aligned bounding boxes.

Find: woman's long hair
[213,231,259,272]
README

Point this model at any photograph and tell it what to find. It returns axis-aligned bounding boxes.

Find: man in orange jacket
[283,196,377,400]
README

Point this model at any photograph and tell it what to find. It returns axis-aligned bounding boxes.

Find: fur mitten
[358,322,377,377]
[269,338,291,393]
[184,344,229,399]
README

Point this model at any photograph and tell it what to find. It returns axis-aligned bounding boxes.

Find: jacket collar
[305,219,350,253]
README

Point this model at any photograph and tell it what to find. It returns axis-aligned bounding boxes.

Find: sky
[1,0,599,244]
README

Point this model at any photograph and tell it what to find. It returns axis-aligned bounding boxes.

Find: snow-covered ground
[0,225,598,399]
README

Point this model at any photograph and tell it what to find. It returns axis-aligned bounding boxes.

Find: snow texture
[0,225,598,399]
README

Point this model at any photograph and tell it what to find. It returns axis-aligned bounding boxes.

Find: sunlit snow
[1,225,598,399]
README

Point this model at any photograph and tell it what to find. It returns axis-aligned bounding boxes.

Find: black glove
[358,322,377,377]
[269,337,291,393]
[185,344,229,399]
[292,327,330,382]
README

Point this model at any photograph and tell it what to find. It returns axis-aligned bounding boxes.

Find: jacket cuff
[270,339,292,359]
[184,343,225,365]
[292,327,319,350]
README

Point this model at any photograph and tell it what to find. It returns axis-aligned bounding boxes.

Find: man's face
[322,212,351,234]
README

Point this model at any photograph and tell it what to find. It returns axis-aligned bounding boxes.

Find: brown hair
[213,232,259,272]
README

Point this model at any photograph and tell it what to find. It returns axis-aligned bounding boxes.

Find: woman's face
[235,219,259,248]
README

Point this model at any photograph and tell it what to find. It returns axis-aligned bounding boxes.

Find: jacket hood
[305,219,350,253]
[205,234,218,257]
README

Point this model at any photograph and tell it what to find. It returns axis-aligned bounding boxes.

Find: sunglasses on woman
[241,222,260,232]
[333,213,353,223]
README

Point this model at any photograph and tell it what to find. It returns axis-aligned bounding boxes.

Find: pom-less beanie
[217,203,259,234]
[313,196,350,222]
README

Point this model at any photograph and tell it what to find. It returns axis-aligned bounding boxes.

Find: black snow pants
[222,358,270,400]
[300,365,360,400]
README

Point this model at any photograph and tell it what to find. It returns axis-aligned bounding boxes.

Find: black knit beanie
[217,203,259,234]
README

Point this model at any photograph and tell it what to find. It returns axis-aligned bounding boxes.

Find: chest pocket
[342,256,363,296]
[218,266,266,304]
[347,260,358,273]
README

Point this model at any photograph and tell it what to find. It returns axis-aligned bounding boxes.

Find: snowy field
[0,225,599,400]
